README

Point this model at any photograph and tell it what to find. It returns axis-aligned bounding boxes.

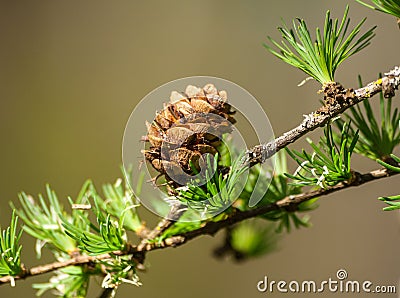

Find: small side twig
[98,288,113,298]
[213,226,245,261]
[136,202,187,252]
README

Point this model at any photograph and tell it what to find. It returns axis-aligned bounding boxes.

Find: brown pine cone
[142,84,236,187]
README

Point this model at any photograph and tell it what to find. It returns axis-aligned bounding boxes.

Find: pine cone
[143,84,236,187]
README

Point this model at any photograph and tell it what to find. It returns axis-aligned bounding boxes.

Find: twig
[0,253,115,284]
[98,288,113,298]
[246,66,400,165]
[136,202,187,251]
[179,167,396,242]
[213,226,245,261]
[0,166,396,286]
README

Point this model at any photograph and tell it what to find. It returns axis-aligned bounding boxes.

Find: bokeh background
[1,0,400,297]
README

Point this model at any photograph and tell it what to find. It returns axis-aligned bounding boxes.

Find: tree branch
[179,168,396,242]
[1,166,397,286]
[0,253,115,285]
[246,66,400,165]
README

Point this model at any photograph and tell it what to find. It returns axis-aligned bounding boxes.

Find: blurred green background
[1,0,400,297]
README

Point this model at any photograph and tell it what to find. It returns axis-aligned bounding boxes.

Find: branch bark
[0,253,115,285]
[246,66,400,165]
[1,166,397,286]
[179,168,396,242]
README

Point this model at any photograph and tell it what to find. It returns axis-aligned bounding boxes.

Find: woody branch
[0,165,397,286]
